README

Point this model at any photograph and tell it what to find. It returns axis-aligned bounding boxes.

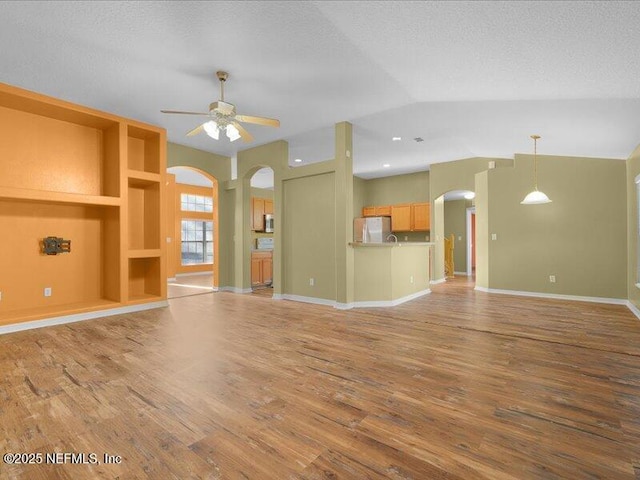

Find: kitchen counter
[351,242,431,306]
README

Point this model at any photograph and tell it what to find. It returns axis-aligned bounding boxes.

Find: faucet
[386,233,398,243]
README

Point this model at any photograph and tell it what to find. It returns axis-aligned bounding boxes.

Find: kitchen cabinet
[391,204,412,231]
[362,205,391,217]
[251,197,274,231]
[412,202,430,231]
[391,203,430,232]
[251,250,273,286]
[252,197,265,231]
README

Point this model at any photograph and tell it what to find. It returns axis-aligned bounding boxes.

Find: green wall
[430,157,512,201]
[353,176,366,220]
[487,154,626,298]
[283,172,336,300]
[444,199,470,273]
[627,145,640,310]
[363,171,429,206]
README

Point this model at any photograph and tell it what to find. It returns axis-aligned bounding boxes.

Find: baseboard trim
[430,278,446,285]
[176,271,213,278]
[348,289,432,309]
[0,301,169,336]
[454,271,469,276]
[167,277,177,282]
[474,286,627,305]
[626,301,640,320]
[219,286,252,294]
[272,294,283,300]
[280,294,337,307]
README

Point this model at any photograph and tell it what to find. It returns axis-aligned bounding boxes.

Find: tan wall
[487,154,626,298]
[432,196,445,281]
[475,171,489,288]
[444,199,468,273]
[627,144,640,309]
[354,248,392,301]
[353,245,430,301]
[282,172,336,300]
[353,176,366,220]
[391,245,430,299]
[363,171,430,206]
[430,157,513,200]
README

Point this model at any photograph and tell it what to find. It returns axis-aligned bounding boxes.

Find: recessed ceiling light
[383,163,391,168]
[392,137,401,141]
[294,158,302,163]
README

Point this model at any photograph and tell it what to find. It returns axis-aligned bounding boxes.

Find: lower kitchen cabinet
[251,250,273,286]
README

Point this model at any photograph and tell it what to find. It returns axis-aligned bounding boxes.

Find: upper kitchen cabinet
[391,202,430,232]
[362,205,391,217]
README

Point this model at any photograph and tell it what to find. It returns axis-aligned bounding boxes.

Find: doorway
[466,207,476,277]
[166,167,218,299]
[248,167,275,295]
[442,190,476,284]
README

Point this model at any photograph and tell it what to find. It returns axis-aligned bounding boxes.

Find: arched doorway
[166,166,219,298]
[247,167,275,295]
[441,189,476,283]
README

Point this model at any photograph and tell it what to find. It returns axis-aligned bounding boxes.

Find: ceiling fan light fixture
[226,124,241,142]
[203,120,219,140]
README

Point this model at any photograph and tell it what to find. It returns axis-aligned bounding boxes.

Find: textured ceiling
[1,1,639,180]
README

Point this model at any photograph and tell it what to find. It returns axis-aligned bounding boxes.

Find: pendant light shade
[521,135,552,205]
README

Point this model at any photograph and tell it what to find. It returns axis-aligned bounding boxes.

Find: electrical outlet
[458,236,462,241]
[404,236,408,241]
[491,233,497,240]
[309,278,315,286]
[44,287,52,297]
[410,275,414,284]
[549,275,556,283]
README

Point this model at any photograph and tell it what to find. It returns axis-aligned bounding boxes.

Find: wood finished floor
[1,277,640,479]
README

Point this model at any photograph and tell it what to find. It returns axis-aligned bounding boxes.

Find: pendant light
[521,134,552,205]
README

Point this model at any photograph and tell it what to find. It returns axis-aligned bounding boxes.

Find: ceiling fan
[161,71,280,143]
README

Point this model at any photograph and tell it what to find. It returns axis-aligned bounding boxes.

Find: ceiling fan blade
[186,124,205,137]
[235,114,280,128]
[161,110,210,115]
[232,121,254,143]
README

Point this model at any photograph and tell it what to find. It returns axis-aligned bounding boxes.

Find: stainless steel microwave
[264,214,274,233]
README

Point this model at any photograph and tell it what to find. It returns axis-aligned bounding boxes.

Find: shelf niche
[128,257,162,302]
[0,101,120,198]
[0,200,121,319]
[128,180,161,250]
[128,125,161,174]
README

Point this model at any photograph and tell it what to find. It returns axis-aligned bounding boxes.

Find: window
[181,193,213,213]
[181,220,214,265]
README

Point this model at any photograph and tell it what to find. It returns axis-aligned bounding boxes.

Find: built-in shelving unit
[0,82,166,327]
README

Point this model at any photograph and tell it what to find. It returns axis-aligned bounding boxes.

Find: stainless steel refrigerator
[353,216,392,243]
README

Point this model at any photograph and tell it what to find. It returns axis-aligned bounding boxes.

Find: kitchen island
[349,242,434,307]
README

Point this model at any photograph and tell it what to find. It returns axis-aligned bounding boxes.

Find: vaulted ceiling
[1,1,639,179]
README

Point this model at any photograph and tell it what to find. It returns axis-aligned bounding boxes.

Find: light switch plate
[491,233,497,240]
